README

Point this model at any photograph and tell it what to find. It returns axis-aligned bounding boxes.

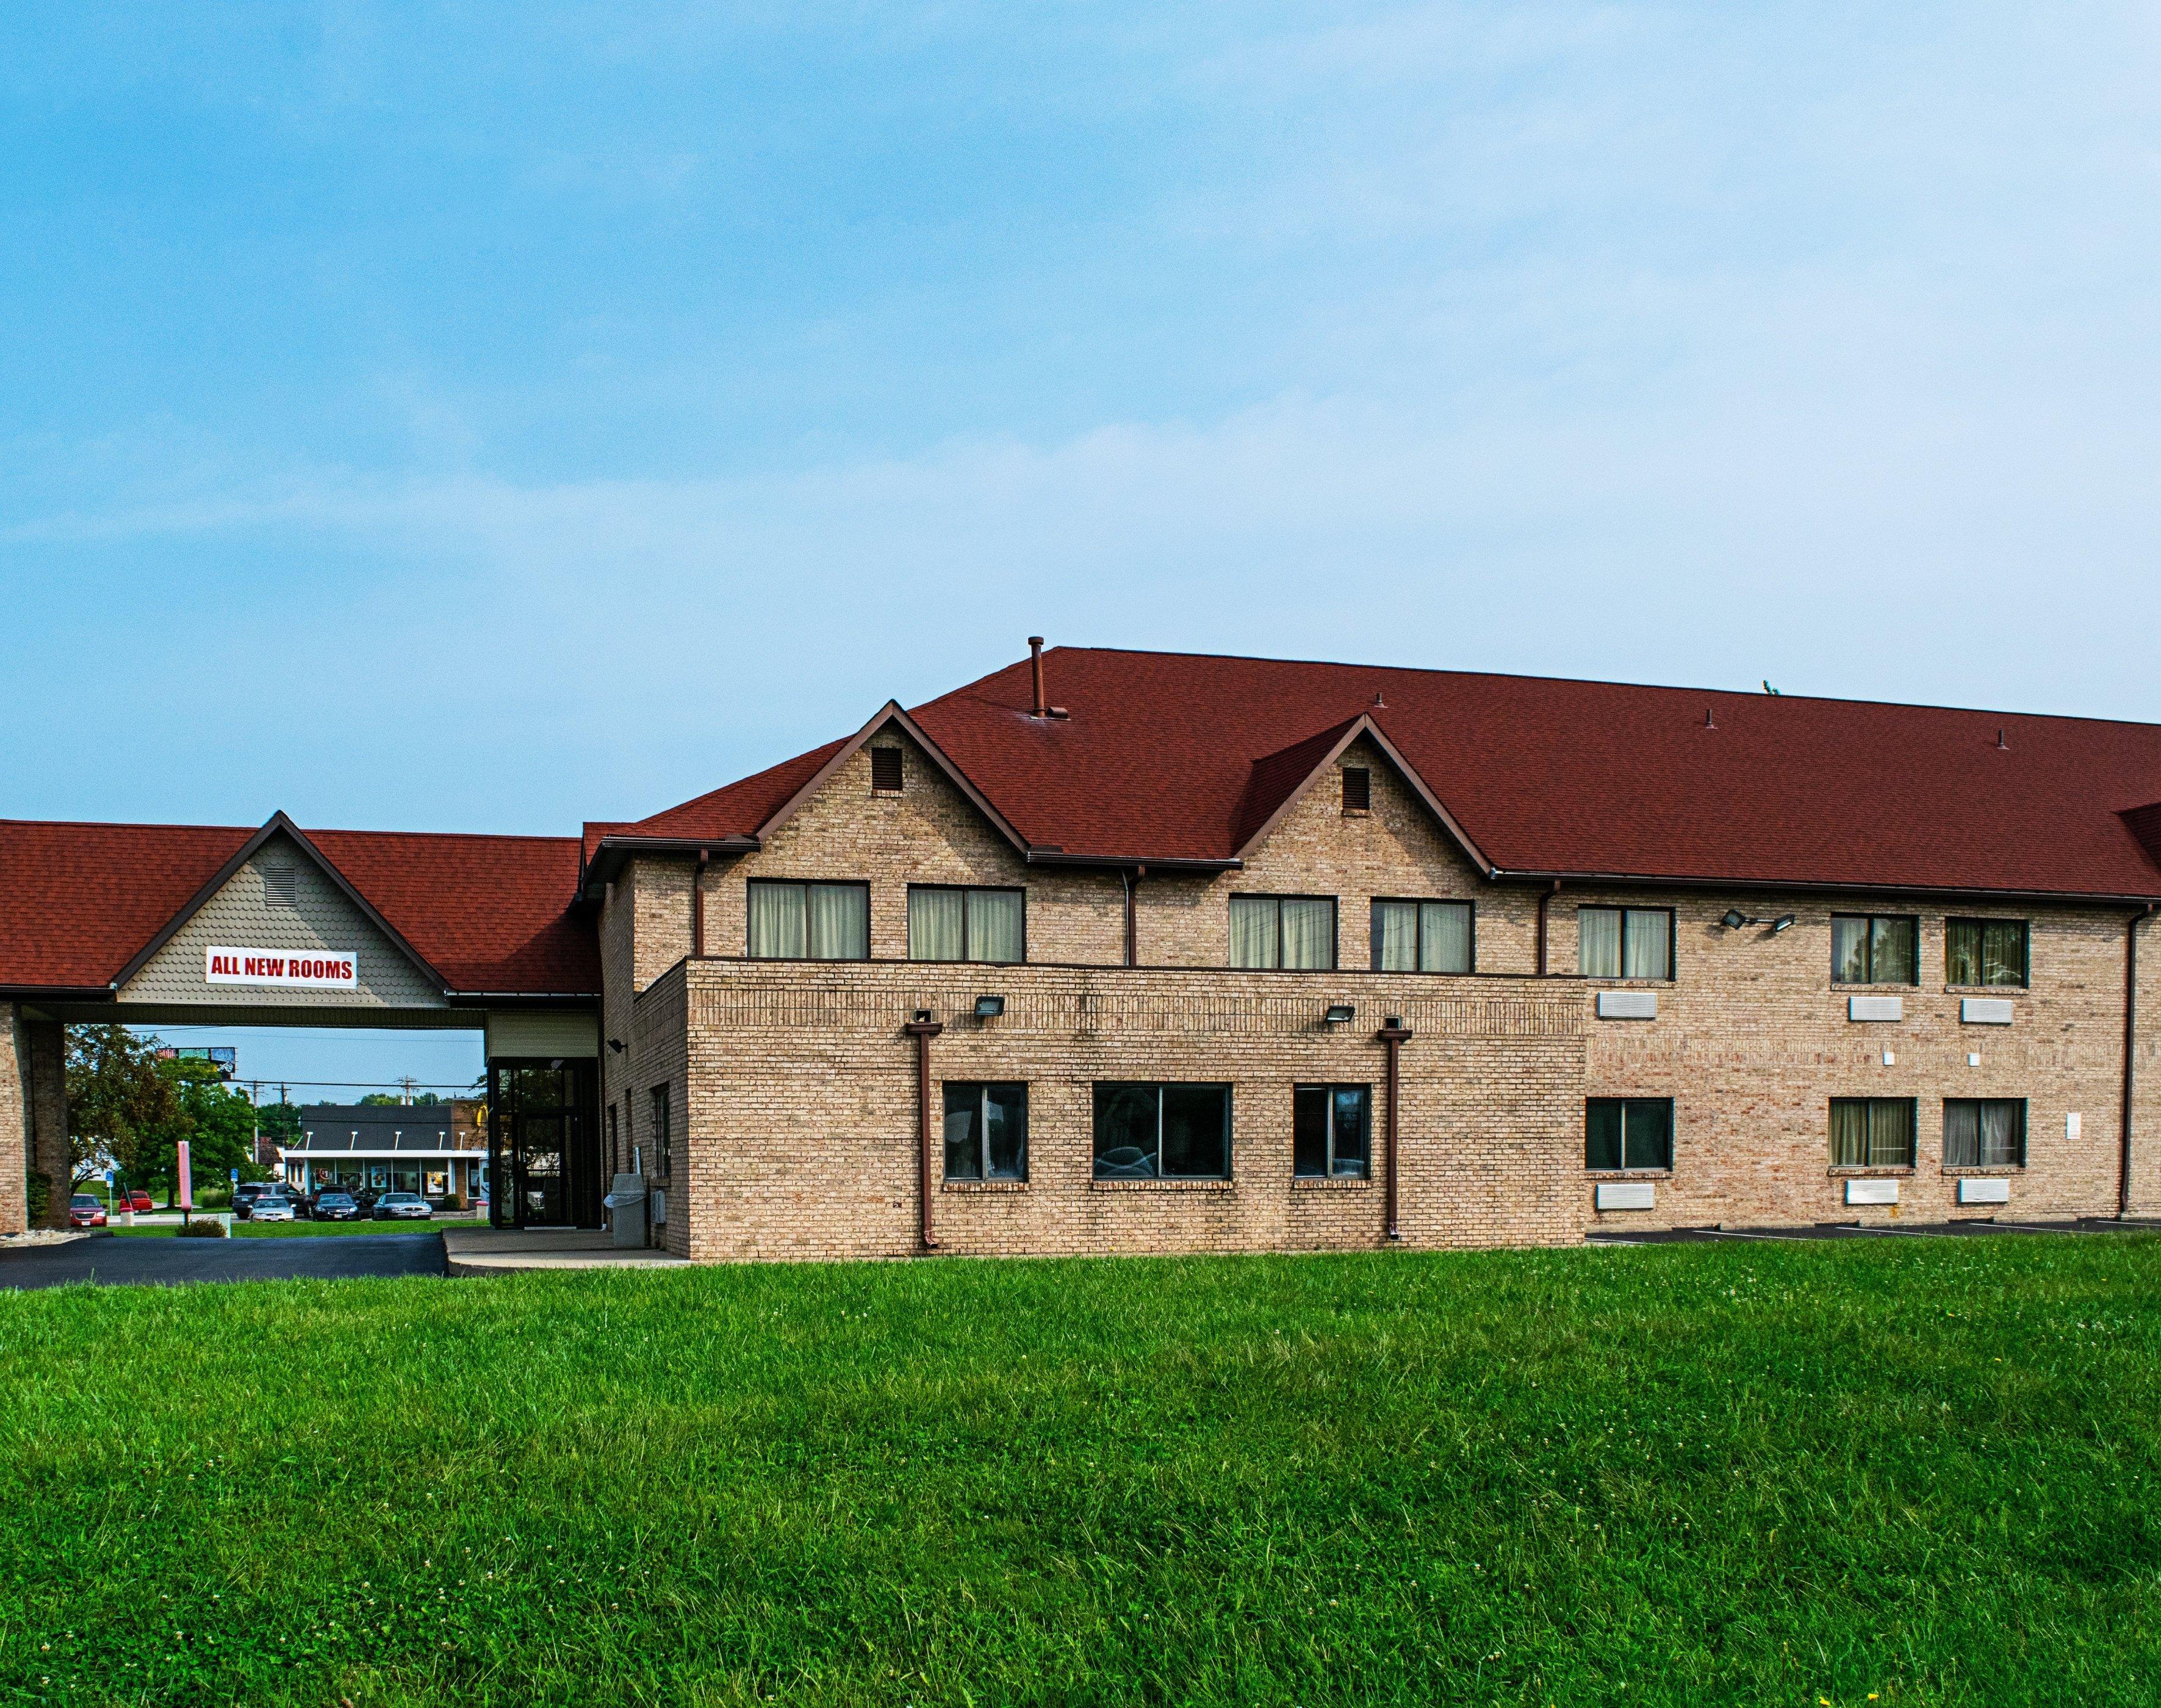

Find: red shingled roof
[619,647,2161,900]
[0,819,596,996]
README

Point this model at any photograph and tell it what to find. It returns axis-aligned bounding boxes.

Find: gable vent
[264,865,300,909]
[871,747,904,794]
[1342,767,1372,814]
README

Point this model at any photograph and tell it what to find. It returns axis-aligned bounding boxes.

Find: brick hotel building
[6,644,2161,1258]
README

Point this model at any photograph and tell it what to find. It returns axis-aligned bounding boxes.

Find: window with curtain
[1092,1083,1232,1179]
[1830,1097,1916,1168]
[648,1084,672,1179]
[1293,1085,1371,1178]
[907,886,1025,963]
[1943,1099,2026,1168]
[1946,918,2028,987]
[943,1082,1028,1181]
[1370,899,1473,973]
[1584,1099,1673,1170]
[1832,915,1919,985]
[746,879,870,960]
[1578,907,1672,979]
[1228,895,1337,969]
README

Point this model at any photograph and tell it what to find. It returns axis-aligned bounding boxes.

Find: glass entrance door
[487,1059,600,1229]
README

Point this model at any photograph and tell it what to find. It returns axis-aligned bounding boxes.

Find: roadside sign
[177,1141,193,1211]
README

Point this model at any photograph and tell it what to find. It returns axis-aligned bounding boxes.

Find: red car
[123,1190,152,1213]
[69,1194,108,1228]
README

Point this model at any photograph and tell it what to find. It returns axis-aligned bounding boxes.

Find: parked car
[312,1191,362,1221]
[123,1189,153,1214]
[372,1193,433,1221]
[249,1195,297,1222]
[69,1194,108,1228]
[231,1182,280,1220]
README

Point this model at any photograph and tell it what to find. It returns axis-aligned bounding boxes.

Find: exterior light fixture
[1768,914,1796,934]
[1324,1003,1356,1025]
[608,1038,627,1054]
[1720,910,1749,930]
[974,994,1006,1019]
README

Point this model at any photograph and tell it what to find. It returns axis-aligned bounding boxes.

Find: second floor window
[1372,899,1473,973]
[1229,894,1336,970]
[1831,1097,1916,1168]
[1946,918,2028,987]
[1832,914,1918,985]
[1093,1083,1232,1180]
[1579,906,1672,980]
[1294,1085,1371,1178]
[943,1082,1027,1181]
[907,884,1024,963]
[747,879,869,960]
[1944,1099,2026,1168]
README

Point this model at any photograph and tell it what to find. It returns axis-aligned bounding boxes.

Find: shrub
[176,1218,228,1239]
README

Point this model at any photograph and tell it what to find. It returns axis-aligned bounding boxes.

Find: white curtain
[1281,898,1334,969]
[1229,896,1278,968]
[747,881,806,958]
[809,883,868,960]
[1623,910,1670,979]
[908,888,965,961]
[1579,908,1621,977]
[1980,1101,2021,1167]
[1373,901,1417,972]
[1421,902,1472,973]
[968,889,1025,963]
[1943,1101,1980,1168]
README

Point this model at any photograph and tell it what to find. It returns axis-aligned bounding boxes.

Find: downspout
[904,1013,945,1249]
[2123,904,2153,1218]
[1376,1017,1414,1241]
[691,852,709,958]
[1536,878,1562,975]
[1123,864,1145,967]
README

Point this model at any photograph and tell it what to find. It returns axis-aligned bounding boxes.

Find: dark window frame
[941,1081,1030,1182]
[744,877,872,961]
[1228,893,1340,971]
[1091,1082,1234,1180]
[1830,1096,1918,1169]
[1368,896,1476,974]
[1584,1097,1674,1172]
[1341,766,1372,813]
[1830,913,1920,986]
[1293,1083,1373,1179]
[1577,905,1677,981]
[1943,1098,2027,1169]
[1944,917,2030,989]
[905,883,1029,964]
[648,1084,672,1180]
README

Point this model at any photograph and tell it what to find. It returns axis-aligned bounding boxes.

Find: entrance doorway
[488,1058,602,1229]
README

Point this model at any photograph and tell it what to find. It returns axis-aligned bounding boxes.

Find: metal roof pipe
[1029,636,1046,716]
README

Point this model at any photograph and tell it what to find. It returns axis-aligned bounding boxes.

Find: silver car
[372,1192,434,1221]
[249,1195,297,1222]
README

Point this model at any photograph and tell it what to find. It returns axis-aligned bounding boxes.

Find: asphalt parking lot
[0,1231,446,1290]
[1588,1217,2161,1244]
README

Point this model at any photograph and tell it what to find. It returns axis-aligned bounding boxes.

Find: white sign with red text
[204,946,359,989]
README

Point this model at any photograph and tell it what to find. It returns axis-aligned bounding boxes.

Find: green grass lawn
[5,1237,2160,1707]
[111,1219,479,1238]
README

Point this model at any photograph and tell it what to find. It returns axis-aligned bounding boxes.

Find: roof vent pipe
[1029,636,1046,717]
[1997,728,2007,750]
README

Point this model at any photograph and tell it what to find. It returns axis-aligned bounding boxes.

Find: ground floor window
[1093,1083,1232,1179]
[1944,1099,2026,1168]
[1293,1085,1371,1177]
[1831,1097,1916,1168]
[943,1082,1028,1180]
[650,1085,672,1180]
[1585,1098,1673,1171]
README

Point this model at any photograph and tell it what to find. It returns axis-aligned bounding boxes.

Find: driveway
[0,1231,445,1290]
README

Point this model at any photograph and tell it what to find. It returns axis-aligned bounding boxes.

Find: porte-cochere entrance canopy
[0,812,603,1232]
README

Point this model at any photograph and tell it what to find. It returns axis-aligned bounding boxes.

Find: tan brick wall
[664,960,1586,1263]
[630,961,691,1257]
[27,1016,68,1230]
[1,1003,27,1235]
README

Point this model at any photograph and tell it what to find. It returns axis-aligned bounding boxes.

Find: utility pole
[397,1075,419,1105]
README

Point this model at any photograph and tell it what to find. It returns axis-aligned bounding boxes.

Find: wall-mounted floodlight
[974,994,1006,1019]
[1324,1003,1356,1025]
[1768,914,1796,934]
[1721,910,1797,933]
[1720,910,1750,930]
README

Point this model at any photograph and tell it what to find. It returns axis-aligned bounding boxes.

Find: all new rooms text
[203,945,359,988]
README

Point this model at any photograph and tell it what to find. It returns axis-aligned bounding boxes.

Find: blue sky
[5,4,2159,1086]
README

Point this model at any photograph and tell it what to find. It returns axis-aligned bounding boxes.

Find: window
[1830,1097,1916,1168]
[1578,907,1672,980]
[1946,918,2028,987]
[1093,1083,1232,1180]
[746,879,870,960]
[1585,1099,1673,1171]
[1229,895,1337,969]
[907,885,1025,963]
[1293,1085,1371,1178]
[1944,1099,2026,1168]
[649,1085,672,1179]
[1342,767,1372,813]
[871,746,904,793]
[1371,899,1473,973]
[943,1083,1028,1181]
[1831,914,1918,985]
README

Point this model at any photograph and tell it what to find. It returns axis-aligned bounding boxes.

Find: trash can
[603,1174,647,1249]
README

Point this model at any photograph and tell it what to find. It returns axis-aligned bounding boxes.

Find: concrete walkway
[441,1225,688,1276]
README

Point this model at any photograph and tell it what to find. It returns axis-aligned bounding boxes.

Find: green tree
[65,1025,180,1194]
[160,1058,267,1205]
